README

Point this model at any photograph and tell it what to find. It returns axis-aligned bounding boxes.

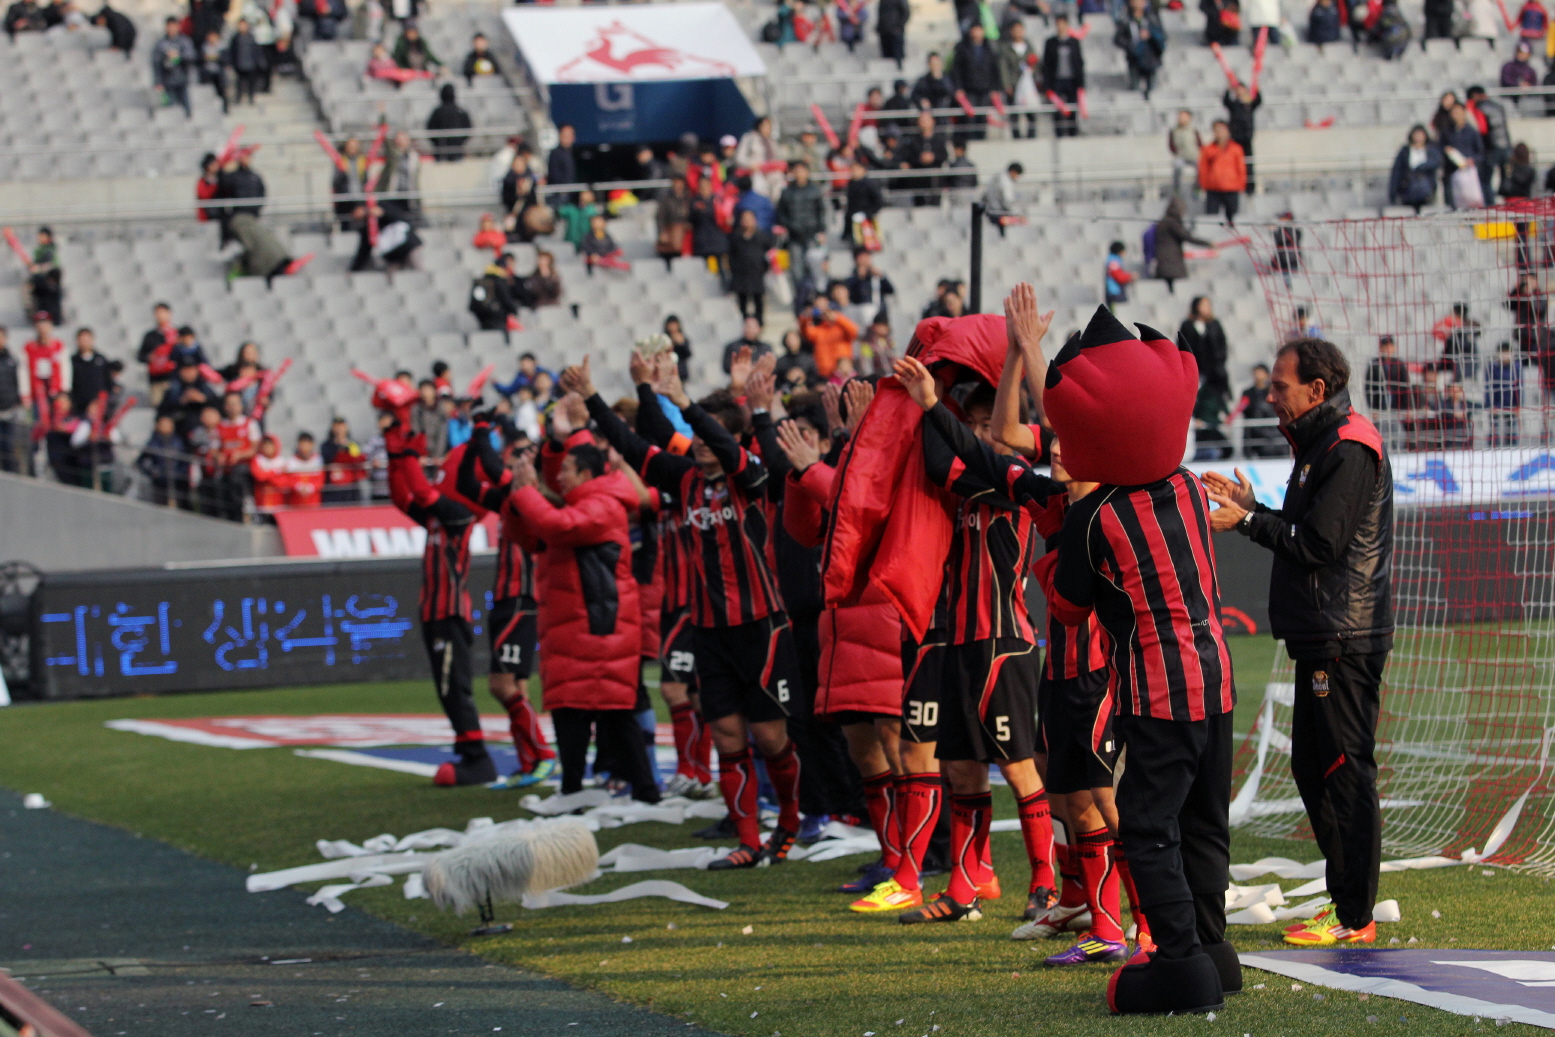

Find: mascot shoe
[1106,949,1224,1016]
[1200,940,1243,995]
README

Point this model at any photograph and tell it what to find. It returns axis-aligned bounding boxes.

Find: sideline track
[0,788,720,1037]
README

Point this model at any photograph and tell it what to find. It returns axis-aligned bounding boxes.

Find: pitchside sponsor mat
[1242,950,1555,1029]
[105,713,679,778]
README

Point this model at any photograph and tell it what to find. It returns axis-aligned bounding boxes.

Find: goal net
[1232,201,1555,874]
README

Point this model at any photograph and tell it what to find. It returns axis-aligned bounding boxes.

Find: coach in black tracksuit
[1205,337,1393,942]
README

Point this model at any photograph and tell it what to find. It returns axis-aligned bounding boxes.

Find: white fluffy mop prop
[423,819,599,933]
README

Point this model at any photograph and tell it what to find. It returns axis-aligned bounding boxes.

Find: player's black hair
[1277,338,1350,398]
[698,389,750,439]
[567,443,608,479]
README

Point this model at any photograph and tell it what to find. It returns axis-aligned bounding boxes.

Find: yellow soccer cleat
[1283,913,1377,947]
[849,878,924,913]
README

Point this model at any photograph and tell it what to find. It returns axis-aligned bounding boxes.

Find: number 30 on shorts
[906,700,939,727]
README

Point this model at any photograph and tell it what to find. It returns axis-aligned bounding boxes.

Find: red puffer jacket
[503,471,641,711]
[784,461,905,718]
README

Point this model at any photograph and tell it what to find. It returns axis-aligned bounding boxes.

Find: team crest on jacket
[1312,670,1330,696]
[1299,464,1311,487]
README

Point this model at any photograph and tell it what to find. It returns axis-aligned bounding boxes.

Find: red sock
[669,702,698,779]
[495,687,554,772]
[1076,826,1125,942]
[1114,843,1151,939]
[862,770,901,870]
[974,794,995,888]
[692,714,713,784]
[763,739,802,833]
[717,749,762,848]
[1016,790,1056,894]
[1054,821,1087,909]
[946,791,992,905]
[890,773,942,892]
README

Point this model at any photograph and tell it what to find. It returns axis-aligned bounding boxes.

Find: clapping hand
[892,356,938,411]
[775,418,821,472]
[558,354,595,398]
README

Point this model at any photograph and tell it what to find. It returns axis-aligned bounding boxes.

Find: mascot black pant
[790,611,866,819]
[552,707,661,804]
[1115,712,1232,959]
[1291,652,1387,930]
[423,618,483,750]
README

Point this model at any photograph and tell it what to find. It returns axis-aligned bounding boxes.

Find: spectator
[1201,0,1241,45]
[26,226,62,325]
[636,145,669,200]
[951,24,1001,139]
[200,30,229,114]
[981,161,1023,235]
[912,52,955,110]
[136,302,181,404]
[1388,125,1443,211]
[1507,271,1548,364]
[1470,0,1503,43]
[431,360,453,397]
[500,156,546,240]
[393,21,441,72]
[1199,119,1247,223]
[997,19,1040,138]
[1309,0,1343,43]
[774,327,817,387]
[220,341,266,408]
[843,160,884,246]
[799,292,859,377]
[23,313,64,422]
[462,31,496,85]
[329,137,369,230]
[249,434,289,511]
[171,326,210,370]
[548,123,579,200]
[427,83,473,162]
[728,209,775,324]
[137,414,191,508]
[1373,0,1413,56]
[375,130,422,213]
[1115,0,1165,99]
[844,248,896,325]
[652,178,691,274]
[1153,199,1213,295]
[1191,380,1232,460]
[1422,0,1455,43]
[1042,15,1085,139]
[1503,141,1537,198]
[1177,295,1229,396]
[859,314,897,375]
[1466,85,1510,200]
[723,317,773,372]
[228,18,266,106]
[68,328,111,416]
[218,151,266,221]
[896,111,947,203]
[1165,110,1204,207]
[5,0,44,35]
[151,17,196,116]
[364,412,392,499]
[736,116,785,199]
[1435,301,1483,378]
[1442,102,1485,207]
[0,328,27,475]
[524,251,562,307]
[1431,90,1459,141]
[472,212,505,255]
[1514,0,1547,44]
[240,0,280,89]
[581,212,627,274]
[286,432,325,508]
[470,252,521,331]
[1233,364,1286,457]
[1290,305,1323,340]
[733,174,777,232]
[786,125,826,175]
[411,378,449,459]
[91,3,136,55]
[1223,84,1262,192]
[1103,240,1132,310]
[497,353,553,399]
[878,0,909,67]
[1502,40,1539,86]
[663,315,693,381]
[1485,341,1522,446]
[775,162,828,286]
[689,175,730,281]
[368,41,431,84]
[837,0,867,50]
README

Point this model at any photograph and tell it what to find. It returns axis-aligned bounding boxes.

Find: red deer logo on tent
[554,20,738,81]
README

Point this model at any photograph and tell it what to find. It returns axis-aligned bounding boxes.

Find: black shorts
[487,597,537,678]
[1038,668,1118,794]
[901,632,948,743]
[905,638,1040,763]
[832,710,897,726]
[693,614,802,724]
[658,606,698,689]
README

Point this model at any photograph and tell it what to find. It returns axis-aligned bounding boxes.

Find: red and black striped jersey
[492,534,535,605]
[940,497,1040,644]
[421,516,474,622]
[656,504,694,611]
[1033,497,1108,680]
[1048,468,1235,721]
[587,392,786,630]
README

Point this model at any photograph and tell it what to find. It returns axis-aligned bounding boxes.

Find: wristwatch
[1236,510,1254,531]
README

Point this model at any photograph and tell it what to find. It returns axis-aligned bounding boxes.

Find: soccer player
[455,425,555,789]
[998,286,1236,1013]
[566,355,804,869]
[871,359,1058,925]
[384,419,495,787]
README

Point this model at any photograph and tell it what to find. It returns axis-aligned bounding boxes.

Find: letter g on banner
[596,82,634,111]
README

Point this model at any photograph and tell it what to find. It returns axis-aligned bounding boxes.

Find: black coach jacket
[1237,388,1394,659]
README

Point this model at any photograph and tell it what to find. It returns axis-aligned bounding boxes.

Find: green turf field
[1,635,1549,1037]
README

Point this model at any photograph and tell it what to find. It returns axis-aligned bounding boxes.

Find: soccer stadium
[3,0,1555,1031]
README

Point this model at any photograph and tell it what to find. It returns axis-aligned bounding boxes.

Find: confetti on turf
[1291,983,1303,991]
[751,1012,759,1018]
[1252,984,1265,990]
[622,936,633,943]
[1431,910,1441,918]
[1313,994,1325,1001]
[433,1002,443,1007]
[1366,1015,1378,1023]
[667,923,677,930]
[1206,1011,1216,1021]
[742,925,754,935]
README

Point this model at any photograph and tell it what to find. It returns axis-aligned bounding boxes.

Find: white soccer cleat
[1011,903,1092,940]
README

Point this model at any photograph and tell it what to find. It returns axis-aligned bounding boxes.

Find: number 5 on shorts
[994,715,1010,741]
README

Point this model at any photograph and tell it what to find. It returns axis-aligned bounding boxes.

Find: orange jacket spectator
[800,308,859,378]
[1198,140,1246,194]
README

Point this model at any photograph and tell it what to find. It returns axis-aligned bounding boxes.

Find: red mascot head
[1044,306,1198,486]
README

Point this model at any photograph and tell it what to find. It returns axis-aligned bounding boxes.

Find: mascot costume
[1039,306,1241,1015]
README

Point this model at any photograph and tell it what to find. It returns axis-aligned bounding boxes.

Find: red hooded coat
[503,470,642,712]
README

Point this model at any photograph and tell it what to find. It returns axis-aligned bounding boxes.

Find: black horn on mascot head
[1043,305,1198,486]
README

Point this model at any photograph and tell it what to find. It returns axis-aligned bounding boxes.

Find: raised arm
[1005,283,1056,430]
[660,357,768,495]
[456,426,513,512]
[562,355,695,493]
[991,341,1038,458]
